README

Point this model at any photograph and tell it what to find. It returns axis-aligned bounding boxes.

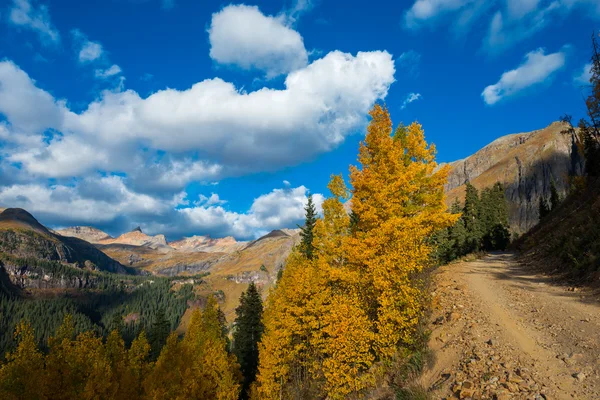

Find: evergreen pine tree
[233,282,264,399]
[463,182,482,252]
[538,196,550,220]
[148,307,170,360]
[299,193,318,259]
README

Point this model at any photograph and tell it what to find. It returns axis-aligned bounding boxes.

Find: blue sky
[0,0,598,240]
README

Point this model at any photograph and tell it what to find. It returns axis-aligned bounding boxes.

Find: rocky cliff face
[169,235,245,253]
[445,122,584,233]
[1,259,104,290]
[99,228,170,251]
[55,226,112,243]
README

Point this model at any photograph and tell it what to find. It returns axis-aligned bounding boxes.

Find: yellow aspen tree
[255,250,327,399]
[182,297,241,400]
[146,297,240,400]
[120,331,151,400]
[0,322,45,400]
[42,315,79,400]
[144,332,188,400]
[257,176,375,399]
[348,104,458,358]
[103,329,128,399]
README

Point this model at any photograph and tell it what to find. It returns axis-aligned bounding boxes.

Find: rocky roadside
[420,253,600,400]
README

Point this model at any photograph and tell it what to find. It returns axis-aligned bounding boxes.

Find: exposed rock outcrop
[169,235,245,253]
[99,228,170,251]
[55,226,112,243]
[445,122,584,233]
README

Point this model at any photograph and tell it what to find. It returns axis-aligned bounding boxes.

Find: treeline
[434,182,511,264]
[0,284,265,400]
[0,256,205,357]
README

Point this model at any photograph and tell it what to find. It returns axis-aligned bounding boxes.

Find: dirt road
[421,252,600,399]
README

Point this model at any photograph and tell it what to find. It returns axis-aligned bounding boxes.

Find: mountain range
[0,121,583,319]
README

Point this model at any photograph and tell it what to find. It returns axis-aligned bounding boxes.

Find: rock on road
[421,252,600,399]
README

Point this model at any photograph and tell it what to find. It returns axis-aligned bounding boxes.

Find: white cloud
[0,61,64,133]
[574,62,592,85]
[208,4,308,78]
[72,30,122,80]
[282,0,315,25]
[79,40,103,62]
[197,193,226,206]
[403,0,600,53]
[481,48,566,105]
[0,17,395,238]
[9,0,60,45]
[95,65,123,79]
[0,180,323,239]
[0,177,178,228]
[177,185,324,239]
[0,50,394,190]
[404,0,485,29]
[401,92,422,109]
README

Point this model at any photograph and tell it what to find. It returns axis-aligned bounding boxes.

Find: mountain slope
[514,177,600,283]
[445,121,584,233]
[55,226,112,243]
[0,208,128,274]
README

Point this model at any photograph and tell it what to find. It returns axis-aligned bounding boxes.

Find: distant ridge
[55,226,113,243]
[0,208,128,274]
[0,208,53,236]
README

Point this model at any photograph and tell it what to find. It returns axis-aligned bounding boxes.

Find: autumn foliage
[254,104,458,398]
[0,296,240,400]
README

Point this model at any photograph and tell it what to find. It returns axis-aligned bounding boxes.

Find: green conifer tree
[463,182,482,252]
[538,196,550,220]
[299,193,318,259]
[232,282,264,399]
[148,307,170,360]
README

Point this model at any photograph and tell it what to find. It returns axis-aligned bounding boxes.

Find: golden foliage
[145,296,241,400]
[0,298,240,399]
[255,104,457,398]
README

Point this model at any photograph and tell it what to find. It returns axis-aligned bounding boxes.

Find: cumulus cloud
[0,179,323,240]
[208,4,309,78]
[0,11,395,238]
[9,0,60,45]
[0,61,64,133]
[176,185,324,239]
[401,92,422,109]
[574,62,592,85]
[0,50,394,186]
[481,48,566,105]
